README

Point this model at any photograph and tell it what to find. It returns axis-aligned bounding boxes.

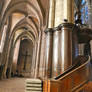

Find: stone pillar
[8,43,14,78]
[48,0,55,28]
[1,30,10,79]
[39,0,55,79]
[54,0,74,27]
[1,39,9,79]
[5,37,14,78]
[38,31,46,79]
[34,31,42,78]
[44,28,53,78]
[12,39,20,76]
[0,16,12,79]
[31,42,38,77]
[52,24,72,78]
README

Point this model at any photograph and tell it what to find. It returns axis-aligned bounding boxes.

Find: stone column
[5,37,14,78]
[31,42,38,77]
[34,31,42,78]
[38,31,46,79]
[1,36,10,79]
[54,0,74,27]
[48,0,55,28]
[38,0,55,79]
[12,39,20,76]
[67,0,74,23]
[44,28,53,79]
[8,44,14,78]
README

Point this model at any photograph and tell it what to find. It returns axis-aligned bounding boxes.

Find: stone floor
[0,78,26,92]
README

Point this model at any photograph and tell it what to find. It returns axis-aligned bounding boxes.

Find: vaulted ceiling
[0,0,49,47]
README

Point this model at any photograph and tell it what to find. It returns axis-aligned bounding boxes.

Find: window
[81,0,88,24]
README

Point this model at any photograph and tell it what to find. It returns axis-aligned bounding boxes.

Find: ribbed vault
[0,0,49,79]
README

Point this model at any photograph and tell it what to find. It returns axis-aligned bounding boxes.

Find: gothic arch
[0,0,44,33]
[7,28,35,77]
[9,17,39,42]
[0,0,45,52]
[13,31,35,49]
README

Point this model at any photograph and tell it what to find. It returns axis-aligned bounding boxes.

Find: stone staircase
[25,79,42,92]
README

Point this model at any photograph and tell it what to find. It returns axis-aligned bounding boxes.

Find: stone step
[26,88,42,91]
[25,79,42,92]
[26,84,42,87]
[26,79,42,83]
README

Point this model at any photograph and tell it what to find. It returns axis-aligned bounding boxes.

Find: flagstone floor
[0,78,26,92]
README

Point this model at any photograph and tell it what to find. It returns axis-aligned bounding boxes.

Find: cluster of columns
[46,0,74,79]
[33,0,74,79]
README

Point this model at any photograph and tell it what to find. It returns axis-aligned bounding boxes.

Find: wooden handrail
[43,56,90,92]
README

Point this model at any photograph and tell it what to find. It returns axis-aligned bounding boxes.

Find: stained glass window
[81,0,88,24]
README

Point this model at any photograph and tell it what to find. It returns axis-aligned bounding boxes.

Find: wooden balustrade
[43,56,90,92]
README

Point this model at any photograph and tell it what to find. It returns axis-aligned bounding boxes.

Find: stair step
[25,79,42,92]
[26,84,42,87]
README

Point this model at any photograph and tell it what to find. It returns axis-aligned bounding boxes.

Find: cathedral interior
[0,0,92,92]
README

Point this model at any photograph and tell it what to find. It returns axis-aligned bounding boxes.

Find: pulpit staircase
[25,19,92,92]
[25,56,90,92]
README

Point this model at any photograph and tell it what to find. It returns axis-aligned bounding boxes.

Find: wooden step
[79,82,92,92]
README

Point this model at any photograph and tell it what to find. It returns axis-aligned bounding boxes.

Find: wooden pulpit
[25,22,92,92]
